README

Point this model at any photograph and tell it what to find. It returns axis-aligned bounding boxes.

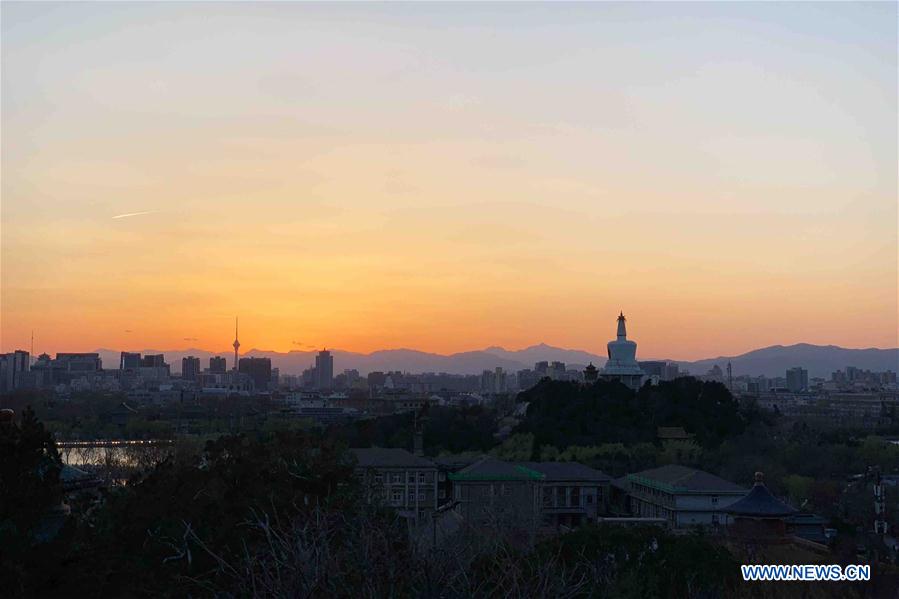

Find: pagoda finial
[754,471,764,485]
[616,311,627,340]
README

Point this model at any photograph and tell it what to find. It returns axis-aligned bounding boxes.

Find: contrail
[112,210,158,220]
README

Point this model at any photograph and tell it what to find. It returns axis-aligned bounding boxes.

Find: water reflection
[58,440,175,482]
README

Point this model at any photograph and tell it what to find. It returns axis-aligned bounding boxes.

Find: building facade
[524,462,611,528]
[626,464,746,529]
[351,448,438,520]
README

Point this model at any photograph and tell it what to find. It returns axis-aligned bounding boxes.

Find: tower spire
[616,311,627,340]
[232,317,240,371]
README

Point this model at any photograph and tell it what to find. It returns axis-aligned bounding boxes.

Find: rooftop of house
[725,473,797,517]
[449,456,544,481]
[350,447,436,469]
[518,461,611,482]
[433,453,482,471]
[627,464,746,495]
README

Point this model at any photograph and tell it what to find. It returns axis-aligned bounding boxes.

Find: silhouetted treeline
[515,378,745,451]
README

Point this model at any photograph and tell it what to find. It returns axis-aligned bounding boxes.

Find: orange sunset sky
[1,3,897,361]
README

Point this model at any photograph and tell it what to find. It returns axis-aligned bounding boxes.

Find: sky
[1,2,896,361]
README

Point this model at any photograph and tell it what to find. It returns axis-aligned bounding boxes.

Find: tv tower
[232,317,240,371]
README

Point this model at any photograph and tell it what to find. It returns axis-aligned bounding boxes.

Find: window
[374,473,384,485]
[570,487,580,507]
[543,487,553,507]
[438,472,446,481]
[557,486,567,507]
[711,496,719,505]
[392,489,403,504]
[391,473,403,484]
[586,494,594,505]
[418,472,427,483]
[502,484,511,496]
[596,487,603,501]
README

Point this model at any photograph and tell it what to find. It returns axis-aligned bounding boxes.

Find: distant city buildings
[209,356,227,373]
[831,366,897,391]
[638,360,680,382]
[480,367,508,394]
[0,350,30,393]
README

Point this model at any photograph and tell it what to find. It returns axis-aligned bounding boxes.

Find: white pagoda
[600,312,645,390]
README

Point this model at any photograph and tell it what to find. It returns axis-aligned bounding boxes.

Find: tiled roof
[725,482,797,517]
[628,465,745,494]
[433,454,482,471]
[350,447,436,469]
[449,456,544,481]
[518,462,611,482]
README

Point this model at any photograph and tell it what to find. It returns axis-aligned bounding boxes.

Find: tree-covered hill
[515,377,745,451]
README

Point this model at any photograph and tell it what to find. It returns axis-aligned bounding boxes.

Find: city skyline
[2,2,896,360]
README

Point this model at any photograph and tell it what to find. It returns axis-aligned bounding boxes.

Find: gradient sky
[2,2,896,360]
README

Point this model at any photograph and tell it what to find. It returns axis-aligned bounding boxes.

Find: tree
[0,406,64,595]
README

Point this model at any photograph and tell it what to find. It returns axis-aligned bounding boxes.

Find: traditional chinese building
[725,472,797,543]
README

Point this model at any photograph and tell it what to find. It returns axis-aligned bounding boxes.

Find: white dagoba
[600,312,645,390]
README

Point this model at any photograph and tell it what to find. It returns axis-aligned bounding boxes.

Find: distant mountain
[673,344,898,379]
[482,343,605,370]
[93,343,896,378]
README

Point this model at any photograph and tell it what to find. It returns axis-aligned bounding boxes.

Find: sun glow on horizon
[2,2,896,360]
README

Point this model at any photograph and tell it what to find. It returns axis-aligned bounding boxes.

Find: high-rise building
[182,356,201,381]
[0,350,30,393]
[549,361,566,380]
[638,360,680,381]
[271,367,280,388]
[368,371,386,389]
[238,357,272,391]
[315,349,334,390]
[141,354,166,368]
[209,356,227,373]
[120,352,141,369]
[480,367,508,394]
[786,367,808,393]
[56,353,102,372]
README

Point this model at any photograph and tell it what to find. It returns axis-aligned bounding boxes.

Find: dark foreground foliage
[2,407,891,598]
